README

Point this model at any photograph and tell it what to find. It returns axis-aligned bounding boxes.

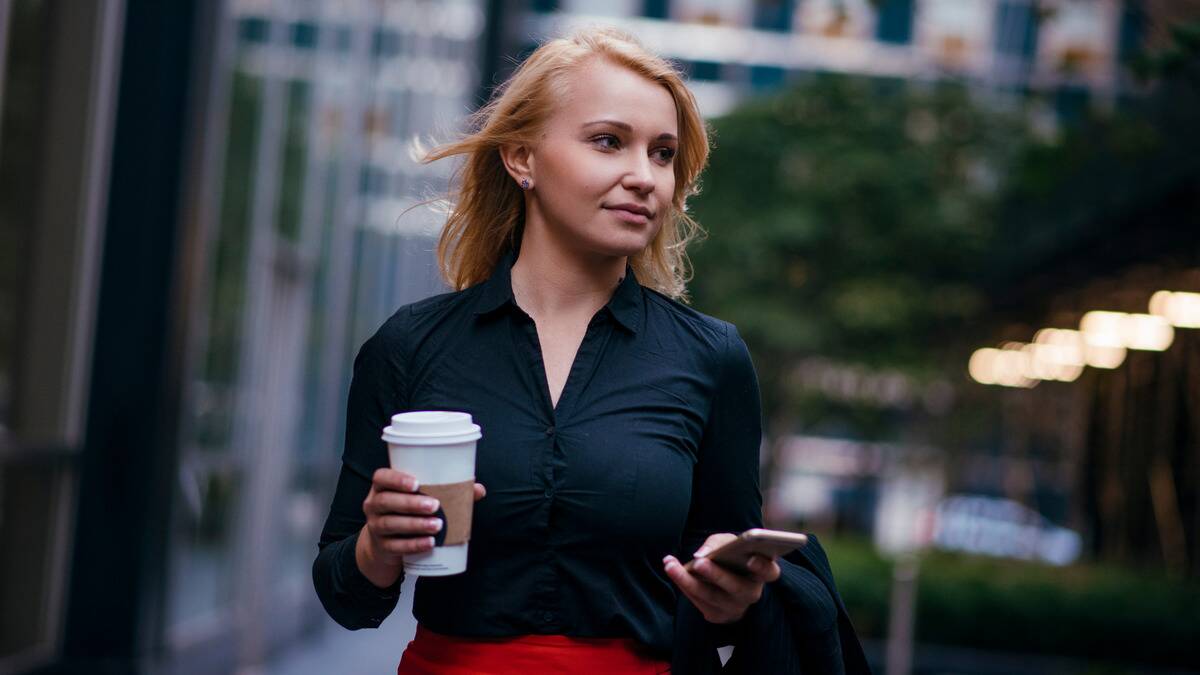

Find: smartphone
[684,528,808,575]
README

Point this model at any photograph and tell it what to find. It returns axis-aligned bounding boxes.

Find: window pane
[167,68,263,630]
[0,0,50,433]
[275,80,312,243]
[0,459,68,659]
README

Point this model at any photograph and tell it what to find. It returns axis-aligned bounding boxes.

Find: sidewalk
[263,577,418,675]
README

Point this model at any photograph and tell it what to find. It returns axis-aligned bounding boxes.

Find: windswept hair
[422,26,710,301]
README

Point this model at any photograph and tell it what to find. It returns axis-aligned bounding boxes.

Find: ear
[498,142,535,186]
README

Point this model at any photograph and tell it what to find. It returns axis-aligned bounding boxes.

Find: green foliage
[999,42,1200,280]
[1129,19,1200,85]
[686,55,1200,439]
[824,537,1200,669]
[687,74,1032,423]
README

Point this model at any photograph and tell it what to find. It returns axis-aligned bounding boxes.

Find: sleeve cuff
[332,531,404,626]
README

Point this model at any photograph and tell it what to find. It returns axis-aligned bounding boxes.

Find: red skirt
[397,624,671,674]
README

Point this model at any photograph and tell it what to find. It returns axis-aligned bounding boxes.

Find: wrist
[355,525,403,589]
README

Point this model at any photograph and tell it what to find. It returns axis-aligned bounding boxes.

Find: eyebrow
[582,119,677,142]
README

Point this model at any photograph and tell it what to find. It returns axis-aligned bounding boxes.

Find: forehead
[551,58,678,136]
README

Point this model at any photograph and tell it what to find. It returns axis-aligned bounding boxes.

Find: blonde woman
[313,27,869,674]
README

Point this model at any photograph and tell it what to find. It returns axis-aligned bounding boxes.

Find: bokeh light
[1150,290,1200,328]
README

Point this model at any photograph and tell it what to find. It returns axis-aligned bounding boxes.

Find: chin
[565,220,660,259]
[595,237,655,259]
[605,228,661,256]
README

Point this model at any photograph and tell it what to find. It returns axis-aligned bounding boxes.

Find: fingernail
[423,498,439,512]
[426,537,436,547]
[411,479,420,491]
[430,518,443,532]
[694,547,710,557]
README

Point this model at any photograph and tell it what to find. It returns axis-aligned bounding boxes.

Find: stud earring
[521,178,530,190]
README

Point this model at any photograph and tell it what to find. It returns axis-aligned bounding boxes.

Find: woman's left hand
[662,532,781,624]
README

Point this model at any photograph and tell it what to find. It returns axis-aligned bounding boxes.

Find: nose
[621,152,656,195]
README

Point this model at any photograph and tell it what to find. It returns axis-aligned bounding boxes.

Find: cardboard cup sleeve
[417,479,475,546]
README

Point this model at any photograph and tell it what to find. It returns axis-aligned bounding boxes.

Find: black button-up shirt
[312,247,764,659]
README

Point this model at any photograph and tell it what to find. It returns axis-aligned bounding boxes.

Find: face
[520,58,679,259]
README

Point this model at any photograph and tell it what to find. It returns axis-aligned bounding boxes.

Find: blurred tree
[687,74,1032,469]
[994,19,1200,577]
[994,22,1200,292]
[685,19,1200,574]
[1130,15,1200,85]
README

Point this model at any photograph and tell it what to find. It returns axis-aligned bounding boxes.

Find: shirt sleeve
[679,322,765,645]
[682,322,764,555]
[312,316,409,630]
[678,324,850,664]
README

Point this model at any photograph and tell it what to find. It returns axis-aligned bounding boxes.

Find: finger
[369,491,440,516]
[474,482,487,501]
[693,532,738,558]
[691,557,763,611]
[747,555,781,583]
[373,514,444,537]
[664,556,740,622]
[372,468,420,492]
[379,535,436,557]
[664,556,732,607]
[681,589,725,621]
[691,557,759,597]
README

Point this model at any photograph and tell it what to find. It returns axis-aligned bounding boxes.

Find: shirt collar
[473,247,644,334]
[606,265,644,334]
[472,247,518,317]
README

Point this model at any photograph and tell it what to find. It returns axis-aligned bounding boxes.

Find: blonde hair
[422,26,710,301]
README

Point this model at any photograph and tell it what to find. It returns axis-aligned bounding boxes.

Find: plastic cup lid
[381,410,481,446]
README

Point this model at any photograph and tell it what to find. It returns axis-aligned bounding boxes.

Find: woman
[313,27,868,674]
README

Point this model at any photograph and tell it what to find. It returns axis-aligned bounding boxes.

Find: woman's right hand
[355,468,487,589]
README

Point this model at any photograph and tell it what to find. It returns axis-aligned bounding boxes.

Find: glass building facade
[164,0,485,669]
[0,0,487,672]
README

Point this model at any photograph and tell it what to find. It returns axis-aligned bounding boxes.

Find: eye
[652,146,677,164]
[590,134,620,150]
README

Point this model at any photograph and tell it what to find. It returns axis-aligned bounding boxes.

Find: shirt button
[542,611,554,623]
[545,426,555,435]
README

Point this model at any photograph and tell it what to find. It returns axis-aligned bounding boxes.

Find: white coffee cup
[381,411,481,576]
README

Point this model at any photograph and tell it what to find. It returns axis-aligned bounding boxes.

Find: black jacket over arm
[671,533,871,674]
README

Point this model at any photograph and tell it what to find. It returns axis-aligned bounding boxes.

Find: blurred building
[0,0,490,672]
[503,0,1151,119]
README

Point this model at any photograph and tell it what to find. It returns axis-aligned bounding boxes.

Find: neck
[510,223,626,321]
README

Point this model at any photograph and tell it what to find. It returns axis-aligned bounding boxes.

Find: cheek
[539,164,597,213]
[660,175,677,207]
[561,159,605,198]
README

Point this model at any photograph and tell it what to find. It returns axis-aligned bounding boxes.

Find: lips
[604,203,654,224]
[606,203,653,218]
